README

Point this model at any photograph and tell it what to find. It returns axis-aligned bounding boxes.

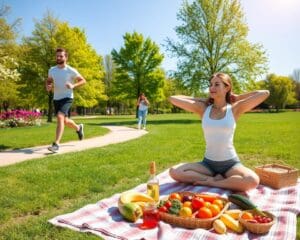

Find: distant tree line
[0,1,299,122]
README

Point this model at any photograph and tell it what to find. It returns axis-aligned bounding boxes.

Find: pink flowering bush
[0,110,42,128]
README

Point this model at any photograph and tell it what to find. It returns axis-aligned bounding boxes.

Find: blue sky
[4,0,300,77]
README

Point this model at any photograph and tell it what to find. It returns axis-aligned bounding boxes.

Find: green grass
[0,117,110,151]
[0,112,299,239]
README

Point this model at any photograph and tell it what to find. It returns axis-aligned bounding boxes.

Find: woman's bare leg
[169,163,213,184]
[193,165,259,191]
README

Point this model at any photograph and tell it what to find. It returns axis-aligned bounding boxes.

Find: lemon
[179,206,193,217]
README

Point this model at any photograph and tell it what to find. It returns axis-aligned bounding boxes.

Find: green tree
[166,0,268,94]
[20,11,106,121]
[55,23,106,113]
[262,74,297,112]
[19,12,60,121]
[103,54,116,114]
[111,32,165,116]
[0,5,21,112]
[291,69,300,105]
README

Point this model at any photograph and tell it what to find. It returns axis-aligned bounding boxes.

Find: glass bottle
[147,161,160,202]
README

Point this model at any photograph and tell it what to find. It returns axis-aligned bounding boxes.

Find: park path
[0,126,147,167]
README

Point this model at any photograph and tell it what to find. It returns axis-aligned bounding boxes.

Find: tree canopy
[166,0,268,94]
[111,32,165,102]
[260,74,297,111]
[0,5,20,111]
[19,11,106,121]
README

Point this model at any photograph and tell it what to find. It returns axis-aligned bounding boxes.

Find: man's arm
[45,77,53,92]
[66,76,86,89]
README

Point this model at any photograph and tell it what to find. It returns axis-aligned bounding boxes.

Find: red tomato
[158,206,168,213]
[164,200,172,209]
[192,197,205,210]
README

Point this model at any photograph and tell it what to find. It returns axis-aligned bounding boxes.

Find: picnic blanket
[49,167,300,240]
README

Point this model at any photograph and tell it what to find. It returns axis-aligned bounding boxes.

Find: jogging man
[46,48,86,152]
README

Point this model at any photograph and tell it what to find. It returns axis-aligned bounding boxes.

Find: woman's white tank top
[202,104,237,161]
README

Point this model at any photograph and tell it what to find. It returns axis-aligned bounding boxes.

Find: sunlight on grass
[0,112,299,239]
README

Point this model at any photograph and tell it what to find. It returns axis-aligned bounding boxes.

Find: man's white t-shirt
[48,65,81,100]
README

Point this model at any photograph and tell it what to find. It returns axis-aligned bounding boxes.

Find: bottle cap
[150,161,156,174]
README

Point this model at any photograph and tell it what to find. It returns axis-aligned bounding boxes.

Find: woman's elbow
[264,90,270,96]
[168,96,177,104]
[258,90,270,100]
[263,90,270,100]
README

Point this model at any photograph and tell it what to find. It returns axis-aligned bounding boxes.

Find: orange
[197,207,213,218]
[183,201,192,208]
[212,199,224,209]
[209,204,221,217]
[169,193,182,202]
[241,211,254,220]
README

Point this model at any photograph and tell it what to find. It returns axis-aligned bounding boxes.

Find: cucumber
[228,194,265,216]
[228,194,256,210]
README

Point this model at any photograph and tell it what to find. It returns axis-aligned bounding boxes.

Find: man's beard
[56,60,65,65]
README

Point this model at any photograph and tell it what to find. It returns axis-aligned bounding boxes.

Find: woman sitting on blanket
[169,72,270,191]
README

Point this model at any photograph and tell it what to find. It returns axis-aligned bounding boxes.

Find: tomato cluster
[249,215,273,224]
[158,200,172,213]
[158,192,224,219]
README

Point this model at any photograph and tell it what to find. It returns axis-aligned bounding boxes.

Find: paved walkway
[0,126,147,167]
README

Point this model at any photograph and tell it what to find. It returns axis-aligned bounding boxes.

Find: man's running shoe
[48,142,59,153]
[76,124,84,140]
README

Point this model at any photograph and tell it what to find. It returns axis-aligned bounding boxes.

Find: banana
[225,209,242,220]
[119,191,155,204]
[118,191,155,221]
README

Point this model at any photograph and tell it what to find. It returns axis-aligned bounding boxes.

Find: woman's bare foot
[214,174,225,181]
[193,176,214,186]
[193,174,224,186]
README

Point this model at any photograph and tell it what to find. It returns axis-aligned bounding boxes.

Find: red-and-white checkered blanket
[49,167,300,240]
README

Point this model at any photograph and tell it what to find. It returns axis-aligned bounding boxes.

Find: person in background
[137,93,150,130]
[46,48,86,153]
[168,72,270,191]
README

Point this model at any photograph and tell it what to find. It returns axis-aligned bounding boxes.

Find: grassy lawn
[0,117,110,151]
[0,112,299,239]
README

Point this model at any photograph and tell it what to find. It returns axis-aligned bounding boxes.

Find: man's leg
[48,112,65,152]
[55,112,65,144]
[65,117,79,131]
[65,117,84,140]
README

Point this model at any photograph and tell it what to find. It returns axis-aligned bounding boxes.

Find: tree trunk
[3,101,9,112]
[47,92,53,122]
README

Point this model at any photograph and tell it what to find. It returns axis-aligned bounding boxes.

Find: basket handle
[261,161,294,172]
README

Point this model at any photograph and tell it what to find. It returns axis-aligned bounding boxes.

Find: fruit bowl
[159,192,230,229]
[239,210,275,234]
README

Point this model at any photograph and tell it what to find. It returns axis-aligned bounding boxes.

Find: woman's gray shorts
[199,157,242,176]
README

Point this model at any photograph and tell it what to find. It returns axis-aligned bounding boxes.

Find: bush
[0,110,42,128]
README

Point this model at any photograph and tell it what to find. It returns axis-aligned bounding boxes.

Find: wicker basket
[239,210,275,234]
[255,164,298,189]
[159,192,230,229]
